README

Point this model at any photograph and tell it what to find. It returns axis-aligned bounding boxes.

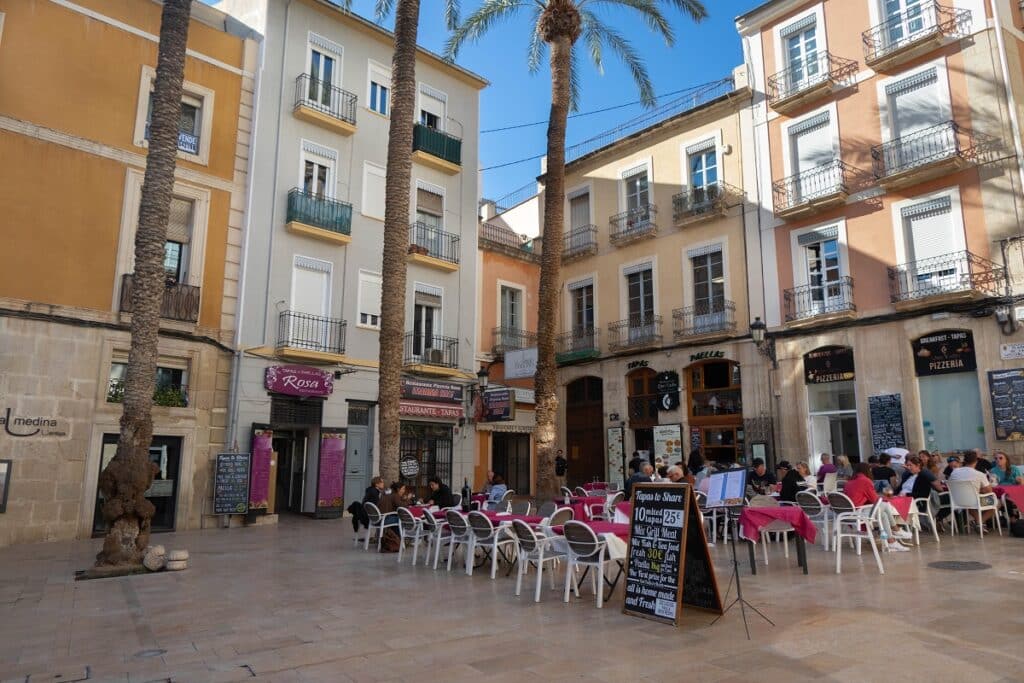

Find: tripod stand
[710,506,773,639]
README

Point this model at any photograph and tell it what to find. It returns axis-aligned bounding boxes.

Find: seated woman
[779,462,812,502]
[834,455,853,480]
[377,481,409,526]
[992,452,1024,485]
[422,476,455,508]
[485,474,508,510]
[842,463,912,551]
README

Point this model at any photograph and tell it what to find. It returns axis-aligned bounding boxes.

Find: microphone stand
[710,505,774,639]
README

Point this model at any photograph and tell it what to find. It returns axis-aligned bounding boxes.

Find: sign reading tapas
[912,330,976,376]
[400,378,464,404]
[264,365,334,397]
[399,401,464,419]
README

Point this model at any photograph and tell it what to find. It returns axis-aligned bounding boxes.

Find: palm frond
[580,10,603,75]
[569,45,582,112]
[587,0,673,44]
[373,0,395,23]
[444,0,461,31]
[661,0,707,22]
[444,0,527,59]
[592,21,656,106]
[526,6,545,74]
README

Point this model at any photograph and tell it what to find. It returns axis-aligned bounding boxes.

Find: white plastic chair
[537,501,557,519]
[451,492,463,508]
[574,486,588,497]
[546,506,574,528]
[827,492,884,575]
[510,501,532,515]
[363,502,398,551]
[562,521,611,608]
[511,520,568,602]
[912,497,940,544]
[820,472,839,494]
[467,511,517,579]
[948,480,1002,537]
[444,510,474,572]
[796,490,830,551]
[419,509,451,569]
[396,508,430,565]
[559,486,573,498]
[485,489,515,512]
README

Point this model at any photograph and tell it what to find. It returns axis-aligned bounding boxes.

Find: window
[689,361,742,418]
[627,368,658,428]
[570,281,594,331]
[688,144,719,206]
[145,92,202,155]
[789,112,834,199]
[901,196,961,292]
[134,66,213,164]
[164,197,194,283]
[569,191,590,230]
[307,36,342,107]
[804,236,842,311]
[288,256,332,349]
[691,247,724,317]
[300,141,337,199]
[784,22,819,87]
[107,360,189,407]
[412,285,442,356]
[500,286,521,331]
[623,168,649,213]
[358,271,382,329]
[368,62,391,116]
[884,67,950,171]
[362,162,386,220]
[413,185,444,256]
[627,267,654,321]
[884,0,929,47]
[419,84,446,131]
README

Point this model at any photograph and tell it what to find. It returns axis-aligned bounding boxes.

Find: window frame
[789,219,849,289]
[299,139,339,199]
[132,65,214,166]
[497,281,526,331]
[418,82,448,132]
[357,269,383,330]
[780,102,840,179]
[875,57,952,145]
[771,4,827,87]
[617,158,653,213]
[367,60,392,117]
[361,161,387,221]
[305,32,344,100]
[619,256,658,321]
[889,186,966,265]
[290,254,333,318]
[565,273,598,333]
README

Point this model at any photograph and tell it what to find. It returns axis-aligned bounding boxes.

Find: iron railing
[294,73,358,125]
[410,222,461,264]
[767,52,858,106]
[673,181,742,222]
[784,276,856,323]
[493,181,538,213]
[887,251,1005,302]
[492,327,537,355]
[773,159,855,214]
[556,328,600,363]
[119,274,200,323]
[413,123,462,165]
[862,2,971,64]
[609,205,658,245]
[608,314,663,352]
[563,225,598,259]
[479,222,532,252]
[287,188,352,235]
[107,379,188,408]
[403,333,459,368]
[673,300,737,339]
[871,120,978,179]
[276,310,346,354]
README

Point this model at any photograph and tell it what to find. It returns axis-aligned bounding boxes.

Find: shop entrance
[273,430,308,514]
[343,403,374,507]
[632,428,654,462]
[565,376,605,485]
[807,380,860,465]
[919,373,984,451]
[687,359,744,465]
[492,432,531,494]
[93,434,181,535]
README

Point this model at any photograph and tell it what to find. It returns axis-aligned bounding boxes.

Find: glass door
[805,238,841,316]
[786,24,820,91]
[624,171,650,229]
[412,303,439,358]
[691,251,725,331]
[627,269,655,343]
[689,149,719,205]
[308,48,335,108]
[885,0,927,48]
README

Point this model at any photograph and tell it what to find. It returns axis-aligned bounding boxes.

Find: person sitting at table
[779,462,811,502]
[655,465,669,482]
[748,459,776,495]
[834,454,853,479]
[943,454,962,481]
[485,474,508,509]
[843,463,912,551]
[901,455,943,500]
[948,452,996,527]
[873,454,899,492]
[378,481,409,526]
[687,449,704,476]
[992,451,1024,485]
[628,451,645,476]
[816,453,837,483]
[625,463,654,497]
[483,470,496,495]
[665,465,693,485]
[973,449,994,475]
[347,476,384,532]
[422,476,454,509]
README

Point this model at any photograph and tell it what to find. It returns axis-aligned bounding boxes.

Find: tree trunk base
[75,564,148,581]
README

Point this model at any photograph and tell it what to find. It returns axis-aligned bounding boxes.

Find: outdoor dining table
[478,510,546,525]
[582,482,610,491]
[994,485,1024,513]
[554,496,605,521]
[614,502,631,524]
[738,506,814,575]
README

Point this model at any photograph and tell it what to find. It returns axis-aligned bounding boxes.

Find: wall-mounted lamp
[750,317,778,369]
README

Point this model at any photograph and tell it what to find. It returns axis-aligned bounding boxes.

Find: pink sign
[249,430,273,511]
[264,365,334,397]
[317,431,346,510]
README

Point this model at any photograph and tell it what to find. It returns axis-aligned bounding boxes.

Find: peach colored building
[738,0,1024,467]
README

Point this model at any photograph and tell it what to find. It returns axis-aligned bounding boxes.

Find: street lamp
[477,365,489,390]
[750,317,777,368]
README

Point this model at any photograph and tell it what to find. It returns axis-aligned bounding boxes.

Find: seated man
[422,476,454,509]
[748,459,776,496]
[816,453,837,483]
[625,463,655,497]
[873,454,899,492]
[485,474,508,510]
[948,451,996,526]
[843,463,912,551]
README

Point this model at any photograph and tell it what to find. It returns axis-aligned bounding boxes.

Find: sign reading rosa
[265,365,334,397]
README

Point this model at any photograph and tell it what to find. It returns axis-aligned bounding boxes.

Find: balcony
[286,188,353,245]
[871,121,984,190]
[563,225,598,262]
[862,2,971,71]
[119,274,200,324]
[672,181,743,227]
[773,160,857,219]
[292,73,358,135]
[408,222,460,271]
[492,327,537,356]
[888,251,1005,310]
[403,333,459,374]
[412,123,462,174]
[608,314,663,353]
[609,205,658,247]
[107,379,188,408]
[556,328,600,365]
[479,223,539,263]
[767,52,858,114]
[784,277,856,327]
[276,310,347,361]
[672,300,737,342]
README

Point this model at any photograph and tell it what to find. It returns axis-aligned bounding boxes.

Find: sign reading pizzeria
[400,378,464,404]
[912,330,976,376]
[803,346,855,384]
[264,365,334,397]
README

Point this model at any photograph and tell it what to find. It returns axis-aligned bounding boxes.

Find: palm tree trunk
[95,0,191,567]
[534,34,573,502]
[378,0,422,486]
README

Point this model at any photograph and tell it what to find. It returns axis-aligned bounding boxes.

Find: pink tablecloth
[479,510,545,525]
[583,482,609,491]
[552,521,630,541]
[616,502,631,519]
[888,496,913,520]
[471,494,488,504]
[739,507,817,544]
[554,496,606,521]
[405,506,440,519]
[994,485,1024,512]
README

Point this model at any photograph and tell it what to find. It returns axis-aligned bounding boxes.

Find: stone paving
[0,516,1023,683]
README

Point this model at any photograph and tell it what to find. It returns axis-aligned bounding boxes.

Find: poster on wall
[988,369,1024,441]
[481,389,515,421]
[316,430,347,516]
[653,424,683,464]
[912,330,976,376]
[607,427,625,485]
[248,429,273,513]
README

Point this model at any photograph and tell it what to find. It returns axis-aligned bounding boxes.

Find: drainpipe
[992,0,1024,211]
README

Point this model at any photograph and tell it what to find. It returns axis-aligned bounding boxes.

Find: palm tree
[374,0,459,486]
[447,0,706,500]
[95,0,192,567]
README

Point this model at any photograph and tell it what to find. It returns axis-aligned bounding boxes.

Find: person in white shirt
[947,452,995,526]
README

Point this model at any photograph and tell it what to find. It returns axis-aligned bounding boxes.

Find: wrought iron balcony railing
[672,181,743,224]
[413,123,462,165]
[784,277,856,323]
[870,121,981,180]
[608,314,663,352]
[294,73,358,125]
[403,333,459,368]
[673,300,737,339]
[410,222,461,265]
[888,251,1005,303]
[563,225,598,260]
[773,159,856,215]
[556,328,600,363]
[862,2,970,66]
[119,274,201,323]
[479,222,536,256]
[276,310,346,354]
[767,52,858,108]
[609,205,657,245]
[492,327,537,355]
[287,188,352,236]
[107,379,189,408]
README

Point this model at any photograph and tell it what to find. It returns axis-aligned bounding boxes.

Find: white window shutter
[360,272,382,322]
[904,199,955,262]
[363,162,386,220]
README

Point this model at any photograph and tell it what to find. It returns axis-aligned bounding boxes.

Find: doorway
[807,379,860,467]
[492,432,531,494]
[633,428,654,463]
[565,376,605,485]
[343,403,374,506]
[273,430,308,514]
[93,434,181,535]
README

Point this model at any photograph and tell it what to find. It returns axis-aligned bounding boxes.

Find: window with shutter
[358,271,382,328]
[164,197,193,283]
[419,85,446,131]
[569,193,590,230]
[902,197,962,292]
[362,162,386,220]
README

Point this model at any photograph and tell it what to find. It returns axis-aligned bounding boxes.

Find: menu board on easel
[213,453,250,515]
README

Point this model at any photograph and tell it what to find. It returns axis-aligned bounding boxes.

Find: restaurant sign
[481,389,515,422]
[265,365,333,397]
[912,330,976,376]
[400,378,463,404]
[399,401,464,419]
[803,346,855,384]
[655,371,680,411]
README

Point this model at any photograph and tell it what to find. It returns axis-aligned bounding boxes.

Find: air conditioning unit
[427,348,445,364]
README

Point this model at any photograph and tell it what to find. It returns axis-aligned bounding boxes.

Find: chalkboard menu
[213,453,250,515]
[868,394,906,453]
[989,369,1024,441]
[623,483,722,626]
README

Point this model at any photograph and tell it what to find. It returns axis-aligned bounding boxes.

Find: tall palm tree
[374,0,459,486]
[447,0,706,501]
[95,0,192,567]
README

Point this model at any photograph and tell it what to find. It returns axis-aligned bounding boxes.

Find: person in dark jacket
[687,449,704,476]
[422,476,454,508]
[348,476,384,532]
